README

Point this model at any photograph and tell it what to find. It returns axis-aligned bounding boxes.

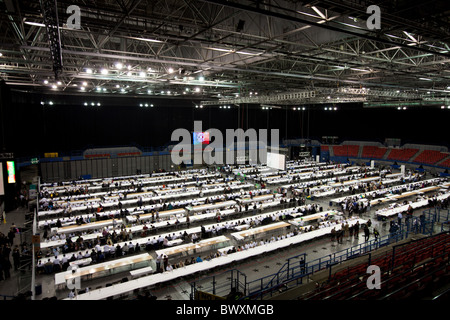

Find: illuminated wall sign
[6,161,15,183]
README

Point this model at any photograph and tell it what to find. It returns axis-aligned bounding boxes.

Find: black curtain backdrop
[2,89,449,158]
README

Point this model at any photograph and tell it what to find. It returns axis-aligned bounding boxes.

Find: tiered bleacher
[361,146,388,159]
[332,145,360,157]
[386,148,419,162]
[300,232,450,300]
[413,150,448,165]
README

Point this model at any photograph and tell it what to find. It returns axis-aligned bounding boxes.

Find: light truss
[0,0,448,107]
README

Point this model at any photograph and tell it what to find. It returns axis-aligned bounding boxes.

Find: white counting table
[67,218,366,300]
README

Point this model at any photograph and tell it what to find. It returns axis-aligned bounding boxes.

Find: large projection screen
[266,152,285,170]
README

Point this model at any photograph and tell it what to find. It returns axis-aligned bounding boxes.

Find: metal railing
[189,228,412,301]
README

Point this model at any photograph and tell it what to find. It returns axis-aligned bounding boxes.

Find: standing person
[12,246,21,271]
[1,256,11,279]
[373,228,380,241]
[364,224,370,242]
[163,255,169,271]
[397,212,403,226]
[354,221,360,239]
[7,229,15,246]
[344,223,350,240]
[156,254,162,273]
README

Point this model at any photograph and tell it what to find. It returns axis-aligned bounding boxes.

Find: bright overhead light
[116,84,120,88]
[198,76,205,82]
[24,21,46,27]
[84,102,88,106]
[126,36,163,43]
[48,101,53,105]
[86,68,93,74]
[147,89,152,94]
[195,87,200,92]
[168,67,174,74]
[57,81,62,85]
[139,71,146,77]
[80,87,85,91]
[120,88,125,92]
[43,80,48,84]
[97,103,101,106]
[100,68,108,75]
[115,62,123,70]
[82,81,88,86]
[97,87,101,91]
[51,84,57,89]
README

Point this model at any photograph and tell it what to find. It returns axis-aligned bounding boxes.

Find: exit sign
[31,158,39,164]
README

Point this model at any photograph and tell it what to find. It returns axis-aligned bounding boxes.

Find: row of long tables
[67,217,366,300]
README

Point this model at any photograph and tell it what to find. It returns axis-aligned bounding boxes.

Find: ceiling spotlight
[91,102,95,106]
[116,84,120,88]
[57,81,62,85]
[324,107,328,110]
[97,103,101,106]
[48,101,53,105]
[168,67,174,74]
[40,101,45,105]
[302,107,306,110]
[198,76,205,82]
[145,103,149,107]
[81,87,85,91]
[139,104,143,107]
[52,84,57,89]
[100,68,108,75]
[82,81,88,86]
[334,107,337,110]
[139,71,146,77]
[84,102,88,106]
[115,62,123,70]
[43,80,49,85]
[121,88,125,92]
[195,87,200,92]
[150,104,154,107]
[86,68,93,74]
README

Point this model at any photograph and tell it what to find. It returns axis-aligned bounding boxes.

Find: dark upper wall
[2,87,449,157]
